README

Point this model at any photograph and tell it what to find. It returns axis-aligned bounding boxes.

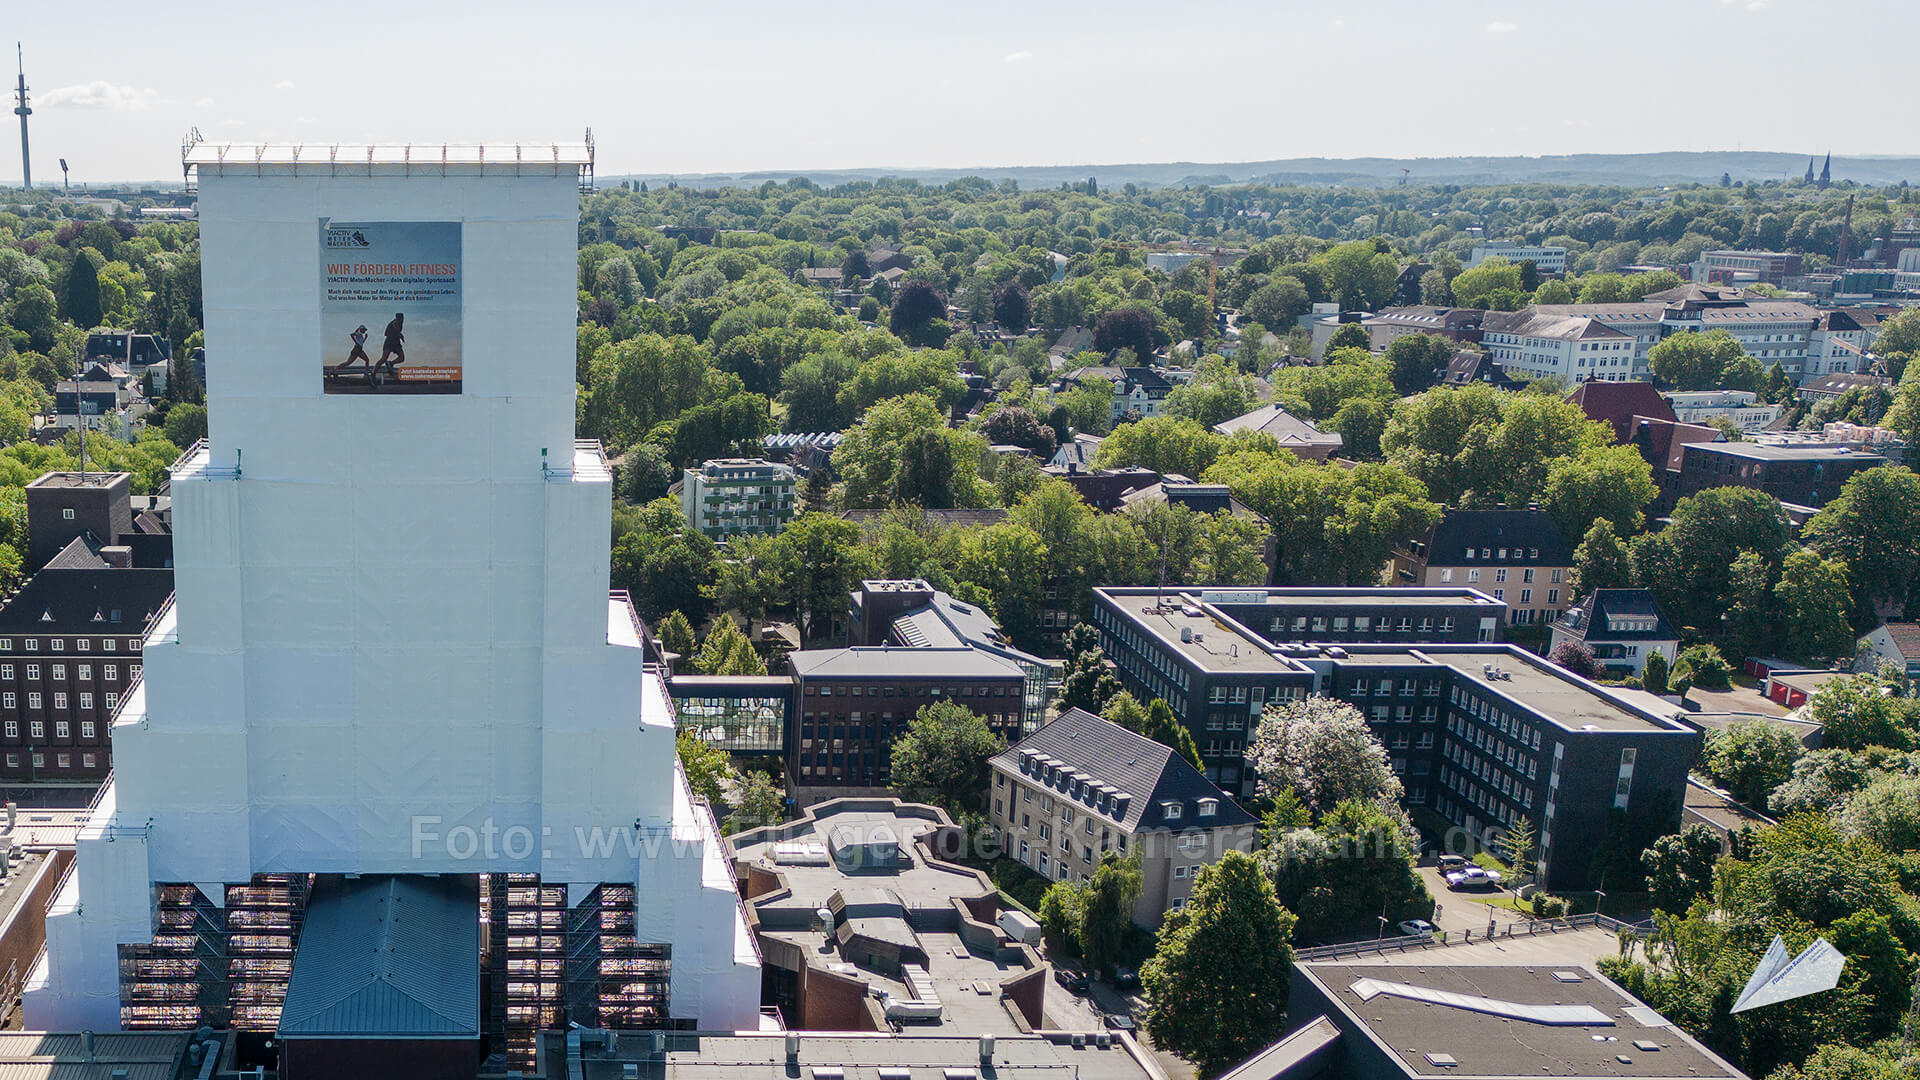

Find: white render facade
[25,149,760,1032]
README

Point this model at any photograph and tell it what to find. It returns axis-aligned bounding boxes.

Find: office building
[1479,311,1638,383]
[1391,509,1576,626]
[25,142,761,1069]
[1089,587,1505,792]
[1692,249,1803,286]
[1663,441,1886,512]
[1468,243,1568,274]
[990,708,1257,926]
[681,458,797,539]
[1088,588,1697,888]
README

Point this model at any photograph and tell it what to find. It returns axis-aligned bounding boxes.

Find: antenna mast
[12,43,29,190]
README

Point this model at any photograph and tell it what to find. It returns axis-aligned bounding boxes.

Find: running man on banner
[378,312,406,368]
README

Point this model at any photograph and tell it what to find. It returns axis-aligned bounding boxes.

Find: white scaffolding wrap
[25,156,760,1036]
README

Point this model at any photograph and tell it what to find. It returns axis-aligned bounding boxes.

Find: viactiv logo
[324,227,372,249]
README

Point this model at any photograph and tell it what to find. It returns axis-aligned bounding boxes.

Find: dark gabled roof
[1554,588,1677,642]
[278,875,480,1039]
[42,535,110,571]
[1415,509,1573,568]
[1879,623,1920,659]
[992,708,1253,833]
[1630,416,1724,472]
[1565,379,1676,442]
[0,568,174,634]
[1802,372,1893,397]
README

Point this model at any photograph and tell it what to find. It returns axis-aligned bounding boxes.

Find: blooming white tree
[1249,696,1403,812]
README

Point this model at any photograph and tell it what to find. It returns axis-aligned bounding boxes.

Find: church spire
[1818,152,1832,189]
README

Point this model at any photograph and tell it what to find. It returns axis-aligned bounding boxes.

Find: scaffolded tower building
[24,142,761,1065]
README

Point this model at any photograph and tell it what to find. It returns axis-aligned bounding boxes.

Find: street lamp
[1376,914,1389,941]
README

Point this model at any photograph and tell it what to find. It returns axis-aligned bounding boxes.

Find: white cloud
[1003,51,1032,64]
[40,82,160,111]
[1748,0,1767,8]
[1485,21,1519,32]
[274,79,295,90]
[195,97,215,108]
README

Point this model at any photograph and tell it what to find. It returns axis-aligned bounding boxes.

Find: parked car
[1110,966,1140,991]
[1445,866,1504,890]
[1053,968,1090,994]
[1398,919,1437,938]
[1103,1013,1138,1032]
[1436,854,1469,871]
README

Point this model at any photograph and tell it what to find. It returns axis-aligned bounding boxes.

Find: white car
[1398,919,1436,938]
[1444,867,1504,890]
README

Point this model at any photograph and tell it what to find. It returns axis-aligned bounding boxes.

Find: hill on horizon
[610,151,1920,190]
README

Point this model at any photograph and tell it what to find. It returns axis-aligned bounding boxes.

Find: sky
[4,0,1916,185]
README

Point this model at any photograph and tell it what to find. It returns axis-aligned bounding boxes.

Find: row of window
[2,750,97,771]
[4,718,100,740]
[2,692,119,713]
[805,683,1013,699]
[1270,614,1456,636]
[0,638,128,653]
[0,663,132,682]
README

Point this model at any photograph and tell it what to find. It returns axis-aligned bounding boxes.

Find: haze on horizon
[7,0,1917,186]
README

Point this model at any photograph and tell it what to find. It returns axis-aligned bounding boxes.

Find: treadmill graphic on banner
[320,220,462,394]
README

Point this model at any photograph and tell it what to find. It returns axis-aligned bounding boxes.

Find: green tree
[1094,416,1225,477]
[889,701,1007,812]
[1141,852,1296,1078]
[889,280,950,346]
[64,254,103,330]
[1701,720,1803,811]
[1080,853,1144,976]
[728,770,789,833]
[1203,452,1440,586]
[1449,258,1528,310]
[1324,322,1370,353]
[692,616,767,676]
[1647,329,1753,391]
[1249,696,1402,813]
[1774,549,1855,664]
[656,610,699,663]
[1631,487,1793,635]
[775,513,871,639]
[678,728,739,809]
[1541,444,1658,539]
[1383,333,1451,396]
[1805,675,1919,752]
[1803,466,1920,622]
[1642,650,1670,694]
[611,499,719,622]
[1243,277,1309,329]
[1572,519,1632,595]
[1140,698,1204,769]
[161,402,208,447]
[1641,825,1721,914]
[1037,881,1086,956]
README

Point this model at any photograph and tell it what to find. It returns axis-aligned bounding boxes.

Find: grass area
[1472,851,1510,873]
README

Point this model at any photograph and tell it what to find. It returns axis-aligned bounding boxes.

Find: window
[104,666,117,682]
[1439,568,1453,583]
[1,720,11,737]
[50,639,62,652]
[27,695,40,711]
[28,721,42,738]
[105,693,117,710]
[25,665,37,681]
[1197,798,1217,817]
[54,720,67,737]
[103,640,115,652]
[82,753,95,769]
[23,640,35,652]
[1467,569,1480,583]
[1161,801,1183,820]
[80,721,94,738]
[52,665,65,681]
[76,639,88,652]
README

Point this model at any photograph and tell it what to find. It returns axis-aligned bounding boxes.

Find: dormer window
[1162,801,1183,820]
[1197,799,1218,818]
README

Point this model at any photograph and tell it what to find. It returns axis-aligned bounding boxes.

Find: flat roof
[25,471,129,489]
[1417,650,1679,733]
[1100,587,1502,609]
[1105,594,1302,674]
[730,804,993,916]
[1683,441,1884,462]
[550,1030,1167,1080]
[0,1032,193,1080]
[789,647,1024,680]
[1300,962,1745,1078]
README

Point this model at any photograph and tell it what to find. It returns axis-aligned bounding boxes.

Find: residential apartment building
[1468,244,1568,274]
[1692,249,1803,286]
[1548,589,1679,678]
[1663,441,1886,512]
[989,708,1257,927]
[1391,509,1576,626]
[1088,586,1505,792]
[1059,366,1174,420]
[1212,403,1344,461]
[1665,390,1783,432]
[680,458,796,539]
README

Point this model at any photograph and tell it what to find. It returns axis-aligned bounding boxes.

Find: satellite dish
[1731,934,1846,1014]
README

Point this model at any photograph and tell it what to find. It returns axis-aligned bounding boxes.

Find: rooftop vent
[1424,1053,1458,1068]
[1633,1040,1663,1052]
[1550,971,1583,983]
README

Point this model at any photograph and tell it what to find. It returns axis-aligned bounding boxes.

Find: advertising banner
[319,220,462,394]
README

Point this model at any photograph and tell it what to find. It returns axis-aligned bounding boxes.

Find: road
[1416,865,1530,941]
[1043,969,1196,1080]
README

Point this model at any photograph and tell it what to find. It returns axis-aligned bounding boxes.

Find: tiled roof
[0,567,174,633]
[1212,403,1344,450]
[1566,379,1676,442]
[1416,509,1574,568]
[1878,622,1920,659]
[992,708,1253,833]
[789,646,1022,680]
[1481,311,1631,341]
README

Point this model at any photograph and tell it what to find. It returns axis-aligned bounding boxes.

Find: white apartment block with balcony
[681,458,797,539]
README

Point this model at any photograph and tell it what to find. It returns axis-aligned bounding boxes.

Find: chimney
[980,1035,996,1065]
[786,1033,801,1067]
[99,546,132,569]
[82,1031,95,1064]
